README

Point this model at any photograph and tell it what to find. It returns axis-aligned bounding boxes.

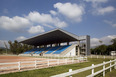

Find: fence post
[69,69,72,77]
[110,60,112,72]
[92,64,94,75]
[103,61,105,77]
[115,59,116,69]
[48,59,49,67]
[18,61,20,71]
[35,60,37,68]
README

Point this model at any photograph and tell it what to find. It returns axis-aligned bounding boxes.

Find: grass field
[0,58,115,77]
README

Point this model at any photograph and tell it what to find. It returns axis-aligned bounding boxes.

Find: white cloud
[85,0,108,8]
[91,38,100,47]
[91,35,116,47]
[26,11,67,28]
[0,16,31,31]
[50,10,57,15]
[54,2,85,22]
[0,40,9,48]
[85,0,108,3]
[16,36,27,41]
[53,17,67,28]
[85,0,115,15]
[43,24,54,28]
[0,10,68,34]
[96,6,115,15]
[104,20,116,27]
[28,25,45,34]
[27,11,53,24]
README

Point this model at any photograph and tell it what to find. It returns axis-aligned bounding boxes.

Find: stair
[61,44,77,56]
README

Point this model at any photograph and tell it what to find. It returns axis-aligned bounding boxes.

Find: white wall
[65,47,76,57]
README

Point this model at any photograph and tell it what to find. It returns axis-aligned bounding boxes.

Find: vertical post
[77,41,80,57]
[110,60,112,72]
[48,59,49,67]
[97,55,98,59]
[92,64,94,75]
[103,61,105,77]
[35,60,37,68]
[18,61,20,71]
[69,69,72,77]
[115,59,116,69]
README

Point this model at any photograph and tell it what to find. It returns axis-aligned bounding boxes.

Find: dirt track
[0,55,46,63]
[0,55,81,74]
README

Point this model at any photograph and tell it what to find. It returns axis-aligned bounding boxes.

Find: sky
[0,0,116,47]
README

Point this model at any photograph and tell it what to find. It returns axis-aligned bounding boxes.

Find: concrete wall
[65,47,76,57]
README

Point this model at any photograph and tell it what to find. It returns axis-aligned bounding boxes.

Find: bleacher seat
[24,48,39,54]
[45,46,60,54]
[23,45,70,55]
[53,45,70,54]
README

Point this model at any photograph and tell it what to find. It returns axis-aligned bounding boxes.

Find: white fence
[51,59,116,77]
[0,57,87,74]
[88,55,116,59]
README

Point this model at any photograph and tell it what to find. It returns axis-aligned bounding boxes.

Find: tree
[8,40,34,54]
[91,38,116,55]
[99,40,103,45]
[111,38,116,51]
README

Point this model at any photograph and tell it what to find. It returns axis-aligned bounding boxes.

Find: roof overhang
[20,29,79,46]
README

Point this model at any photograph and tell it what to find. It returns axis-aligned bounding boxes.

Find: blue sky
[0,0,116,47]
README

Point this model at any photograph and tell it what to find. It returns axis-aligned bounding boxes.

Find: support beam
[77,41,80,56]
[44,45,47,48]
[50,44,52,47]
[58,43,60,46]
[67,42,69,45]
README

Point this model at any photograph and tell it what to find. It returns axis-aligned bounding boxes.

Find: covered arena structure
[20,29,90,57]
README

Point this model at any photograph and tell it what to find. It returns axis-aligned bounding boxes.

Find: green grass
[0,58,115,77]
[106,69,116,77]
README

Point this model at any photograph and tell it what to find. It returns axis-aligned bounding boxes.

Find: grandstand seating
[45,46,60,54]
[24,45,70,55]
[53,45,70,54]
[24,48,39,54]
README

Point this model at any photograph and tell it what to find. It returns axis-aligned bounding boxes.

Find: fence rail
[0,57,87,74]
[51,59,116,77]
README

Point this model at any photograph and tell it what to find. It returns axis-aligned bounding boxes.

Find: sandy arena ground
[0,55,78,74]
[0,55,46,63]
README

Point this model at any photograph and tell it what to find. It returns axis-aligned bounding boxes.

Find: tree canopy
[91,38,116,55]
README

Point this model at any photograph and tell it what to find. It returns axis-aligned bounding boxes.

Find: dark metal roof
[20,28,79,46]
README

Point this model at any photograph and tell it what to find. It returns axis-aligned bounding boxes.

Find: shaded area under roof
[20,29,79,46]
